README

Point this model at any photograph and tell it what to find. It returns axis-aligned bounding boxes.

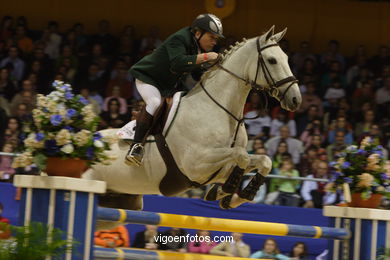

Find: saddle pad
[116,91,184,140]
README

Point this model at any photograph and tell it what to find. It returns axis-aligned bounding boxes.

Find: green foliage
[0,222,77,260]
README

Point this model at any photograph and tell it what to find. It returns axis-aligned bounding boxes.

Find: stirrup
[125,143,145,166]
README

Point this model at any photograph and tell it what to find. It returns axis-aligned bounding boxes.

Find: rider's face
[196,31,218,52]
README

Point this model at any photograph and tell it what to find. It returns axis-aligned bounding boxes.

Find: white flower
[60,144,74,154]
[55,129,71,146]
[94,140,104,148]
[74,130,91,146]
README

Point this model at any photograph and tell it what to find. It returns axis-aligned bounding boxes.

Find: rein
[201,37,298,147]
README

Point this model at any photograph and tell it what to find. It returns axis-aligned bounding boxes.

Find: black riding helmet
[191,14,224,39]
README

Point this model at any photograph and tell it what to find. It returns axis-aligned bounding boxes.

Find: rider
[122,14,224,166]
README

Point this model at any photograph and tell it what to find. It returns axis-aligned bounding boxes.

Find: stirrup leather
[125,143,145,166]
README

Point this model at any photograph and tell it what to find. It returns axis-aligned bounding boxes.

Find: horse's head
[245,26,302,111]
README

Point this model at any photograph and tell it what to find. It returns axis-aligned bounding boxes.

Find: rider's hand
[206,52,219,62]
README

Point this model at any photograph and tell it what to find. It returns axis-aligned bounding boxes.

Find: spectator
[103,85,128,115]
[15,25,33,54]
[274,159,301,207]
[79,87,101,115]
[355,109,376,139]
[368,45,389,77]
[159,228,188,252]
[2,116,21,148]
[265,125,303,165]
[375,76,390,105]
[43,21,62,59]
[326,130,347,161]
[244,91,262,114]
[10,89,36,116]
[248,138,264,154]
[99,98,128,129]
[139,26,162,57]
[270,109,297,137]
[210,232,250,258]
[320,40,346,70]
[271,141,290,170]
[301,160,331,208]
[0,16,13,42]
[0,46,25,81]
[324,79,346,101]
[351,81,375,117]
[290,241,310,260]
[187,230,217,254]
[327,116,353,145]
[0,142,15,181]
[300,119,323,149]
[297,81,323,116]
[0,67,17,101]
[250,238,289,259]
[0,202,11,239]
[132,225,162,250]
[297,104,321,136]
[105,68,133,100]
[291,41,317,73]
[90,20,118,55]
[244,108,271,140]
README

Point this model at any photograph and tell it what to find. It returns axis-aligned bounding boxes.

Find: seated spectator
[2,117,21,148]
[296,104,321,136]
[159,228,188,252]
[0,142,15,181]
[274,159,301,207]
[270,109,297,137]
[354,109,376,139]
[103,85,128,115]
[244,107,271,140]
[375,76,390,106]
[327,116,353,145]
[289,241,310,260]
[0,67,17,101]
[210,232,250,258]
[301,160,332,208]
[187,230,216,254]
[0,46,25,81]
[250,238,289,259]
[300,119,323,149]
[79,87,101,115]
[271,141,290,170]
[299,146,326,177]
[94,225,129,248]
[132,225,162,250]
[106,68,133,100]
[326,130,347,161]
[265,125,303,165]
[296,81,323,116]
[244,91,262,114]
[324,79,346,101]
[0,202,11,239]
[99,98,128,129]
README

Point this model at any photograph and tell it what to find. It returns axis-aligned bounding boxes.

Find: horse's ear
[260,25,275,44]
[271,27,287,43]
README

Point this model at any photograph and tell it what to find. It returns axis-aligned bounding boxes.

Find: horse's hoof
[205,184,229,201]
[219,195,233,209]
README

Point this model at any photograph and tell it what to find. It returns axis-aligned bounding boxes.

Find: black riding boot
[125,108,153,166]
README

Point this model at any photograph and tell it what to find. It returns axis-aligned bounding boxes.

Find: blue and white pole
[13,175,106,260]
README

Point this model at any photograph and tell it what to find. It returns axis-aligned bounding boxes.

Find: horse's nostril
[292,97,298,106]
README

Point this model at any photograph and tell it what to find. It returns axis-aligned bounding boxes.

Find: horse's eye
[268,58,277,64]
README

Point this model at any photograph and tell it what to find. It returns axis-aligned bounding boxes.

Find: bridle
[217,37,298,101]
[200,37,298,147]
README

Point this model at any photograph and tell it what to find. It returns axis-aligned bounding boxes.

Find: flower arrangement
[12,81,117,170]
[326,137,389,200]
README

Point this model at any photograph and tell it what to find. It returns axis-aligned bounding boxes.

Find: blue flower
[93,132,102,141]
[35,133,45,141]
[66,109,77,118]
[329,161,337,167]
[86,147,94,160]
[381,173,388,180]
[357,149,366,155]
[65,92,74,100]
[44,140,59,156]
[343,177,353,183]
[79,96,89,105]
[374,150,384,158]
[64,126,74,132]
[341,162,351,169]
[50,115,62,126]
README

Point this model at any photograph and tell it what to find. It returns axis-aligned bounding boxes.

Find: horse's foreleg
[221,154,272,209]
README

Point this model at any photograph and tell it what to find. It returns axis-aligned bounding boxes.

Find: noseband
[217,37,298,102]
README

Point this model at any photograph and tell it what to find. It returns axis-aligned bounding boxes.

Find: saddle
[126,92,201,196]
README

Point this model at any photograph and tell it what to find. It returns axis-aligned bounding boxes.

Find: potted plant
[12,81,117,178]
[326,137,389,208]
[0,222,76,260]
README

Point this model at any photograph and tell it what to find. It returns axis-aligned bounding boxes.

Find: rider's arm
[167,35,218,73]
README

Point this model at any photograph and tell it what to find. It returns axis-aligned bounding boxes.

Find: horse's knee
[259,155,272,177]
[232,147,250,169]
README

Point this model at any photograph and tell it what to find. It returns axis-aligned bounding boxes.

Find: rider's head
[191,14,224,52]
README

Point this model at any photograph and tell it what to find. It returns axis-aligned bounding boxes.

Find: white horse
[84,26,302,210]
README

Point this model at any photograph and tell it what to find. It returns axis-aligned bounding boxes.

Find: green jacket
[129,27,205,96]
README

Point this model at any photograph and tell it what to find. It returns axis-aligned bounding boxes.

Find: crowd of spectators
[0,15,389,210]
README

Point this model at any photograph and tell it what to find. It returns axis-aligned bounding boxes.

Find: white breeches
[136,79,162,115]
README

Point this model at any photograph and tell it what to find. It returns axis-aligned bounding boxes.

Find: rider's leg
[125,79,162,166]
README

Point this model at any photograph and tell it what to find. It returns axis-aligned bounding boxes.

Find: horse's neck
[201,46,251,118]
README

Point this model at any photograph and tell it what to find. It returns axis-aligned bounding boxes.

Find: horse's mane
[199,37,249,83]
